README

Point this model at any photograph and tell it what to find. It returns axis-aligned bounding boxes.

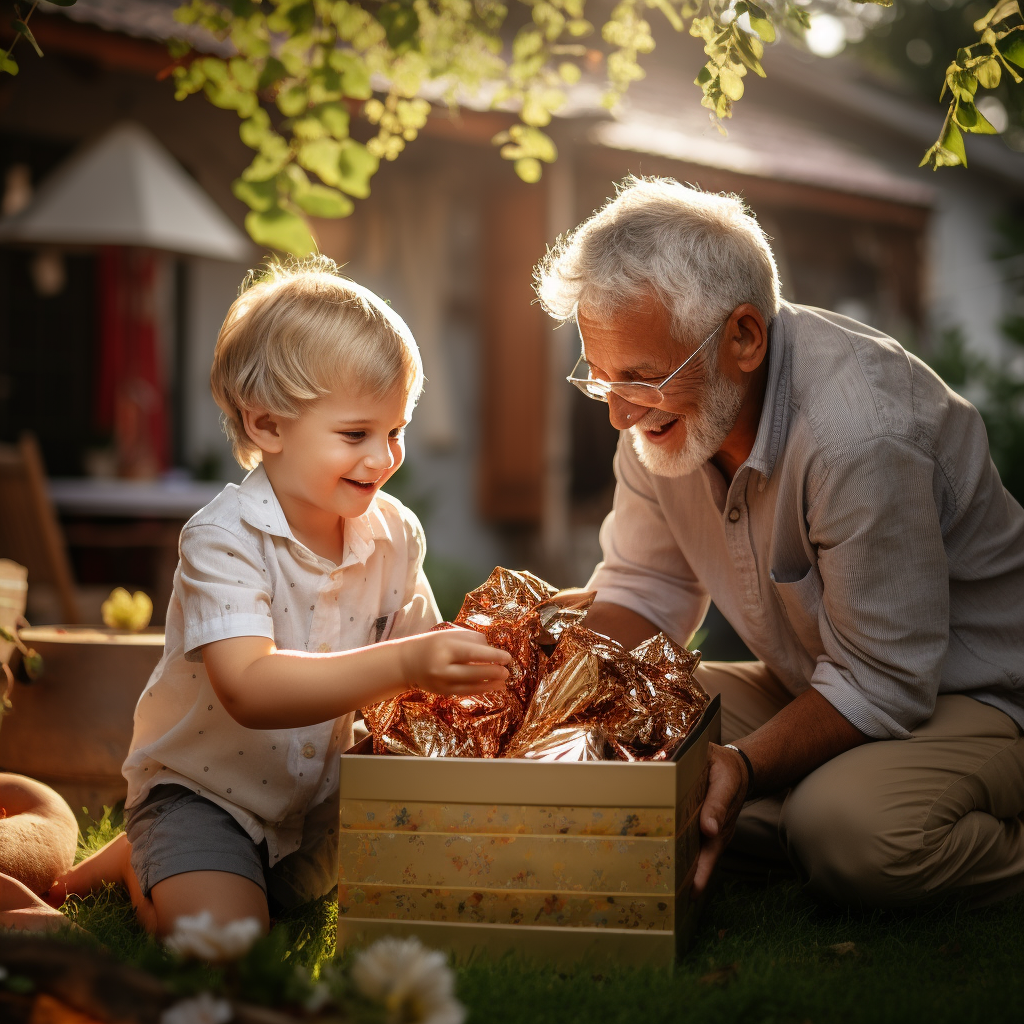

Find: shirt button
[302,743,316,759]
[728,507,741,522]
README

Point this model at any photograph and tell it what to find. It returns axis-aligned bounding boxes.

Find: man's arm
[694,688,868,895]
[583,600,661,651]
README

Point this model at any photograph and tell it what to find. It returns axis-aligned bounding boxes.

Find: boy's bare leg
[46,832,158,934]
[150,871,269,937]
[50,835,269,938]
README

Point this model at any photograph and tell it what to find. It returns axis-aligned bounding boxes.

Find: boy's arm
[203,629,510,729]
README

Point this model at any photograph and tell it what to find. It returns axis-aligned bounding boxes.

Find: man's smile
[642,416,680,443]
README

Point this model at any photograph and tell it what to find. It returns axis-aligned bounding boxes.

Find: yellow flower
[101,587,153,631]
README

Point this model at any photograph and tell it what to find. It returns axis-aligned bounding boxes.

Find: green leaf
[945,120,967,164]
[745,4,776,43]
[257,56,288,92]
[245,205,316,255]
[559,61,582,85]
[0,53,19,75]
[336,139,379,197]
[734,30,766,76]
[496,124,558,163]
[920,140,962,170]
[0,626,14,642]
[1001,35,1024,69]
[976,58,1002,89]
[955,101,999,134]
[277,84,308,117]
[328,51,372,99]
[241,136,292,181]
[376,1,421,53]
[229,56,258,91]
[14,20,44,58]
[240,108,271,148]
[514,157,543,182]
[719,67,745,101]
[297,137,343,187]
[232,176,278,212]
[317,101,351,140]
[293,182,354,218]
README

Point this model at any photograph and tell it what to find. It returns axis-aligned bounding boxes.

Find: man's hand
[692,743,749,896]
[394,628,511,697]
[690,687,869,898]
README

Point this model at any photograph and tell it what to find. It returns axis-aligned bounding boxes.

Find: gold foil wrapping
[362,567,709,762]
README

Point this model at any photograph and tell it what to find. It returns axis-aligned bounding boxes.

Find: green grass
[55,828,1024,1024]
[459,880,1024,1024]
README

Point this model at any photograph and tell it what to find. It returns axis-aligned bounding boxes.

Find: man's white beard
[629,370,745,478]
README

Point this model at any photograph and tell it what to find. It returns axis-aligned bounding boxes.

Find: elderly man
[535,176,1024,906]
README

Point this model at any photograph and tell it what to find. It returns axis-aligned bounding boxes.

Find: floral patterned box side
[336,694,720,969]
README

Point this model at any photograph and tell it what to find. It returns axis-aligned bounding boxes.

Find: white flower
[160,992,233,1024]
[163,911,262,961]
[304,981,332,1013]
[351,936,465,1024]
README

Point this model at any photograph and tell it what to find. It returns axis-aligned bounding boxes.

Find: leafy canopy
[6,0,1024,252]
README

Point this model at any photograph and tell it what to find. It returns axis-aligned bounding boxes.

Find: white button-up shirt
[123,465,440,863]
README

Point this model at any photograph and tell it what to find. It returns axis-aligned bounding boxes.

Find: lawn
[50,811,1024,1024]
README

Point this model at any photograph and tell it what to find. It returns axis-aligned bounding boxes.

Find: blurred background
[2,0,1023,660]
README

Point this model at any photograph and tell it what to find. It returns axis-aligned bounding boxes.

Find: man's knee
[781,771,916,907]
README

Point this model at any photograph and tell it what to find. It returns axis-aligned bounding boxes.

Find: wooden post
[540,154,576,583]
[478,175,549,525]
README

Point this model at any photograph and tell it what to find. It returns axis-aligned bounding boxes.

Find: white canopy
[0,121,253,261]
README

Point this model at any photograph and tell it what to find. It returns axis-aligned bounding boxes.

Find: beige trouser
[695,661,1024,907]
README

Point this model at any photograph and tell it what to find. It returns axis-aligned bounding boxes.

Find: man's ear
[726,303,768,375]
[241,407,284,455]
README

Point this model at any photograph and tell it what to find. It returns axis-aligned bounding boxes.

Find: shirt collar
[237,464,390,569]
[744,304,793,485]
[237,464,292,538]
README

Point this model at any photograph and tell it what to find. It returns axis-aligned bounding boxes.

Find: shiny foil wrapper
[362,567,709,762]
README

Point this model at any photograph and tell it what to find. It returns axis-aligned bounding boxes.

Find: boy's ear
[241,407,284,455]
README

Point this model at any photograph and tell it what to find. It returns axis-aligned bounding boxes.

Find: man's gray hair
[535,176,781,345]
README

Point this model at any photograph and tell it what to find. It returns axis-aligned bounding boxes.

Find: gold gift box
[337,695,721,968]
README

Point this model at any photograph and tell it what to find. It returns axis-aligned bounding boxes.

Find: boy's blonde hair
[211,256,424,469]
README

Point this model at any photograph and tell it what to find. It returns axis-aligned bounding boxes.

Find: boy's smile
[247,384,411,563]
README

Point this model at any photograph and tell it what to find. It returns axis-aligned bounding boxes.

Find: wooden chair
[0,433,80,623]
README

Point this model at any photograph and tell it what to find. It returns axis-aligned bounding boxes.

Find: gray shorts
[125,784,340,912]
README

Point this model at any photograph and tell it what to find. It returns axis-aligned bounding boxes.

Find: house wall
[926,176,1013,360]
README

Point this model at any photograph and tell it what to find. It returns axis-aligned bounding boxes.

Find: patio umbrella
[0,122,255,476]
[0,121,252,260]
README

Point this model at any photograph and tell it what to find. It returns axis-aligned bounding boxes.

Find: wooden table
[48,477,223,624]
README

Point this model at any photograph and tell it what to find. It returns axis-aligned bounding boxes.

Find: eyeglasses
[567,320,725,406]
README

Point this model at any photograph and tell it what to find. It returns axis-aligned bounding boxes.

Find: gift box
[336,693,720,968]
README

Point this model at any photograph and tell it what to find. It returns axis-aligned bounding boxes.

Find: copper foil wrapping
[361,567,709,762]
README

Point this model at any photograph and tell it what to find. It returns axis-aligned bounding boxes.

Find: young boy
[51,258,510,936]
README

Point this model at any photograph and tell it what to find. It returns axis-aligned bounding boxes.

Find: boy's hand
[395,628,511,696]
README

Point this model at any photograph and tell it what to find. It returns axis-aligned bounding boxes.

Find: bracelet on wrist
[724,743,756,798]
